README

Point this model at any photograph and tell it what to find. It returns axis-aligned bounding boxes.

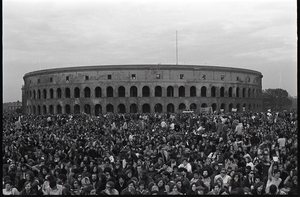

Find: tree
[262,88,292,112]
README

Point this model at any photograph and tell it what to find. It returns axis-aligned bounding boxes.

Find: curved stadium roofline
[24,64,263,79]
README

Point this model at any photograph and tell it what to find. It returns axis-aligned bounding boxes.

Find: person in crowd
[136,181,151,195]
[207,183,221,195]
[120,180,137,195]
[19,181,37,195]
[100,181,119,195]
[265,160,282,193]
[3,180,20,195]
[213,167,232,188]
[228,172,242,193]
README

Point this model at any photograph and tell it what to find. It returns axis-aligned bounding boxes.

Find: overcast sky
[3,0,297,102]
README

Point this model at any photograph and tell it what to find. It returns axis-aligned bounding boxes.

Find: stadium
[22,64,263,115]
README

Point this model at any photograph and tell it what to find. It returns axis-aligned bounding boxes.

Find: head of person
[91,173,98,182]
[156,178,164,188]
[273,169,281,179]
[253,182,264,195]
[4,180,13,191]
[213,183,220,194]
[190,183,197,191]
[49,179,57,189]
[73,180,80,188]
[138,181,145,190]
[24,181,32,191]
[220,168,227,177]
[269,184,277,194]
[105,181,115,191]
[202,169,209,178]
[254,175,261,184]
[127,180,135,191]
[196,186,205,195]
[125,169,133,179]
[233,173,240,182]
[292,176,298,186]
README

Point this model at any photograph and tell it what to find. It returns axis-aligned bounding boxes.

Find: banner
[200,107,212,114]
[231,108,237,112]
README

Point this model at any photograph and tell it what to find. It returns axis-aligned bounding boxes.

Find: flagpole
[176,31,178,65]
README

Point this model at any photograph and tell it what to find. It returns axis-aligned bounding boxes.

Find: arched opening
[167,103,174,113]
[142,86,150,97]
[118,104,126,113]
[33,90,36,99]
[130,86,137,97]
[37,105,41,115]
[178,103,186,110]
[84,87,91,98]
[211,86,216,97]
[249,104,252,111]
[220,103,225,111]
[30,91,32,99]
[155,86,162,97]
[95,87,102,98]
[201,103,208,108]
[49,105,54,114]
[236,103,240,112]
[212,103,217,112]
[220,87,225,97]
[248,88,251,98]
[65,88,71,98]
[42,105,47,115]
[50,89,54,99]
[43,89,47,99]
[64,105,70,114]
[107,87,114,97]
[252,89,255,98]
[229,87,233,97]
[154,103,163,113]
[74,87,80,98]
[118,86,125,97]
[179,86,185,97]
[229,103,233,112]
[74,105,80,114]
[57,88,62,98]
[190,103,197,111]
[243,88,246,98]
[33,106,36,115]
[37,90,41,99]
[167,86,174,97]
[142,104,150,113]
[236,87,240,97]
[130,104,138,113]
[95,104,102,116]
[190,86,196,97]
[243,103,247,111]
[201,86,207,97]
[84,104,91,114]
[106,104,114,113]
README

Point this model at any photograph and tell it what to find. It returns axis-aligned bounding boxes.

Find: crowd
[2,110,298,195]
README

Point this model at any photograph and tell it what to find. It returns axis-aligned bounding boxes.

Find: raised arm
[268,160,274,181]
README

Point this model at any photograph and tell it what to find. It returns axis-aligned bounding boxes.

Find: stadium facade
[22,64,263,115]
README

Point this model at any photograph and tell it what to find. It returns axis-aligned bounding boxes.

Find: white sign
[231,108,237,112]
[200,107,212,114]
